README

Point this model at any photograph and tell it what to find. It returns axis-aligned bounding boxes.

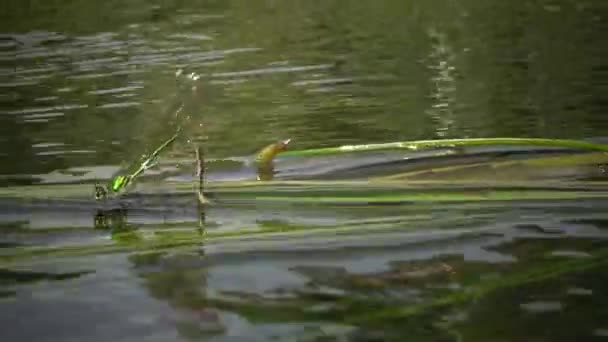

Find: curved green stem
[280,138,608,157]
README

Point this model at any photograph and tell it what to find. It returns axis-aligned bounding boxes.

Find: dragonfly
[94,132,291,201]
[94,127,182,201]
[93,66,292,201]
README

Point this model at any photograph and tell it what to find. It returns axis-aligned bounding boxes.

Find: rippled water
[2,0,608,341]
[2,0,606,177]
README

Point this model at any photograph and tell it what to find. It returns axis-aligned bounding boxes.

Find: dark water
[1,0,608,341]
[1,0,607,177]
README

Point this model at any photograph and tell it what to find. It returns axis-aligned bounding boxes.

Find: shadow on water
[0,268,92,288]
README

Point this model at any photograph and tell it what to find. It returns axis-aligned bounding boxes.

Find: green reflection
[1,0,605,176]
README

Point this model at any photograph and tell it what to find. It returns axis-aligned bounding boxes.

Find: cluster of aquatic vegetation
[1,133,607,258]
[2,137,608,340]
[190,241,608,340]
[16,135,608,202]
[50,211,608,340]
[3,205,608,340]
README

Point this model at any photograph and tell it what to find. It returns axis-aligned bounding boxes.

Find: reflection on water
[2,141,608,342]
[2,171,608,340]
[425,28,458,138]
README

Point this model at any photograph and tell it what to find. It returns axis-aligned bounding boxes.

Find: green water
[1,0,608,341]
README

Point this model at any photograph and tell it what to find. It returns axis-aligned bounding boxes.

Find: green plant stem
[280,138,608,157]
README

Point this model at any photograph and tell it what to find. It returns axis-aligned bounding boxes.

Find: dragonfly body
[95,137,291,201]
[95,131,181,200]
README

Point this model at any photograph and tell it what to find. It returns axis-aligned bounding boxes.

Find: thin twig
[195,145,210,205]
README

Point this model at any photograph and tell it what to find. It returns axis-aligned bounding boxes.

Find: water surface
[1,0,607,341]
